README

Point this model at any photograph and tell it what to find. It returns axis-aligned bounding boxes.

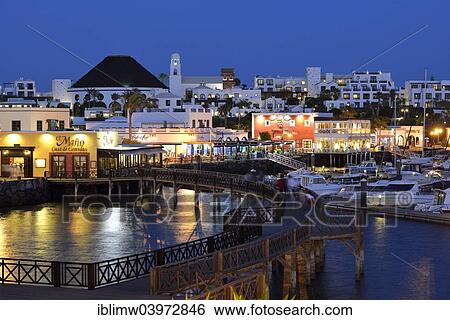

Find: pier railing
[150,225,311,295]
[0,222,262,289]
[1,168,282,289]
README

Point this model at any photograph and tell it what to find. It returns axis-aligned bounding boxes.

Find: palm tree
[218,99,233,128]
[121,89,146,141]
[375,91,382,117]
[86,88,100,109]
[110,93,121,114]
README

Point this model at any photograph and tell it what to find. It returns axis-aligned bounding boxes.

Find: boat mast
[392,89,398,170]
[422,68,427,158]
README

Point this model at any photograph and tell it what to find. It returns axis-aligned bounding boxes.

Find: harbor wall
[0,178,50,208]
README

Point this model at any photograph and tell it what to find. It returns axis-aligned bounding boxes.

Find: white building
[314,119,372,153]
[1,78,36,98]
[169,53,224,98]
[0,98,70,131]
[316,71,396,110]
[404,80,450,107]
[376,126,424,151]
[191,84,261,108]
[86,105,212,131]
[254,68,397,110]
[254,75,308,93]
[52,79,72,103]
[67,55,169,110]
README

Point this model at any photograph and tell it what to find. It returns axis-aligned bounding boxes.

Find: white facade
[86,105,212,130]
[404,80,450,107]
[376,126,424,151]
[314,120,371,152]
[169,53,223,98]
[0,98,70,131]
[254,75,307,93]
[67,86,168,110]
[192,84,261,106]
[1,78,36,97]
[52,79,72,103]
[306,67,321,97]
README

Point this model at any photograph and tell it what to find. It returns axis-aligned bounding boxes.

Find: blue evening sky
[1,0,449,91]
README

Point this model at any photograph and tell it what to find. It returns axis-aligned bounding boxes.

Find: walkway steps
[266,153,306,170]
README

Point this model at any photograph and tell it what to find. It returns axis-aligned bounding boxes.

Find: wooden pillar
[108,179,113,198]
[256,273,267,299]
[295,248,309,300]
[355,209,365,280]
[282,253,294,298]
[213,251,224,286]
[309,243,316,279]
[74,182,79,200]
[150,268,159,295]
[314,240,324,270]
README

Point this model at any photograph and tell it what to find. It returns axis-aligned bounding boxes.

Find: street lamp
[400,107,409,118]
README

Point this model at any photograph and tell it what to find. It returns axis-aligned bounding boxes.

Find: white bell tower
[169,53,182,97]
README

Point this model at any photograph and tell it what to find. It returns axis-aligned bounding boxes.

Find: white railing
[266,153,306,170]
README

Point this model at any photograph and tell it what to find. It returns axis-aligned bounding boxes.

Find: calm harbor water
[312,216,450,299]
[1,190,449,299]
[0,188,229,262]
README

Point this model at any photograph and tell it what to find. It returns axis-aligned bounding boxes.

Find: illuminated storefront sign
[51,136,87,152]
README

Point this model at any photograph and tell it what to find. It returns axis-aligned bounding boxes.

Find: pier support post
[296,247,309,299]
[309,243,316,279]
[355,205,365,280]
[315,240,325,269]
[108,179,113,198]
[282,252,294,298]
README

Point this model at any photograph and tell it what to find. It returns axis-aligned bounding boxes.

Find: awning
[98,145,166,156]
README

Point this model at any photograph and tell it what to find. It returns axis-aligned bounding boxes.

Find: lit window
[303,139,312,149]
[264,120,270,127]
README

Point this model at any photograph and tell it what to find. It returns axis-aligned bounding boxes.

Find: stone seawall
[0,178,50,208]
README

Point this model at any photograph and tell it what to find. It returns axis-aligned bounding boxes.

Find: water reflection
[313,216,450,299]
[0,188,234,262]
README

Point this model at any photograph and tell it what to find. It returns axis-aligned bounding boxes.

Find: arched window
[200,94,206,100]
[224,94,229,99]
[397,135,404,146]
[416,137,420,145]
[215,94,220,99]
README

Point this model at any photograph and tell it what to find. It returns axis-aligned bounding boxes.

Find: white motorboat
[415,188,450,214]
[345,160,378,175]
[286,169,345,196]
[338,180,433,207]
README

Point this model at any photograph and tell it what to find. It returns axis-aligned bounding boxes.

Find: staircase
[266,153,306,170]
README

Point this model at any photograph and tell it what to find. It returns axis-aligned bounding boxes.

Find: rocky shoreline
[0,178,50,208]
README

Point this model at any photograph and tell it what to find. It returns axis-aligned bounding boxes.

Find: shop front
[0,146,34,178]
[0,132,98,178]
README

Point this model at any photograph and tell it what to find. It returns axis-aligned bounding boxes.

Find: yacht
[345,160,378,175]
[330,173,366,185]
[286,169,344,196]
[415,188,450,214]
[338,180,433,207]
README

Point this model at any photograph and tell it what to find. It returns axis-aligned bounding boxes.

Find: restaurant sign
[52,136,87,152]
